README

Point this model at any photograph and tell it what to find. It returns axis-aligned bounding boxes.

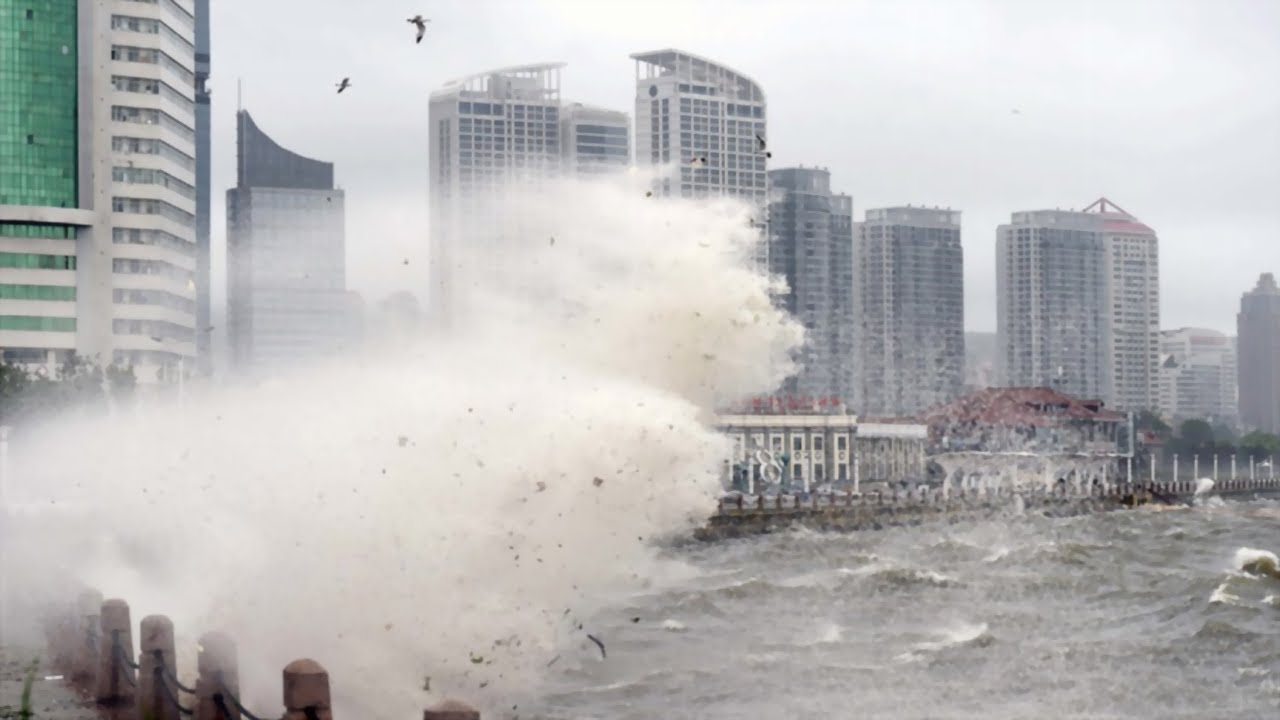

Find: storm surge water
[0,171,803,717]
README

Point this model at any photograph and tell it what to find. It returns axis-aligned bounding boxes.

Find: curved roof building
[632,49,767,203]
[236,111,334,190]
[227,110,350,377]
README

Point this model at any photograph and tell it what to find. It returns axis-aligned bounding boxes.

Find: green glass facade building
[0,0,78,214]
[0,0,81,361]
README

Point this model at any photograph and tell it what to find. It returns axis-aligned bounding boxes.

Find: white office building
[631,49,767,204]
[1,0,199,383]
[1089,198,1160,412]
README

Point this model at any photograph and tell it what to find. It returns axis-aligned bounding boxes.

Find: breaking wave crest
[0,172,804,717]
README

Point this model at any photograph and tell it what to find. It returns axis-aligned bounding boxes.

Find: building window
[0,315,76,332]
[837,436,847,451]
[793,436,804,451]
[813,436,824,452]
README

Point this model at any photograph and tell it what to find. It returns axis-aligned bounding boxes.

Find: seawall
[695,477,1280,541]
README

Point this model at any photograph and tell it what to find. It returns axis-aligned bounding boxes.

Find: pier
[696,476,1280,541]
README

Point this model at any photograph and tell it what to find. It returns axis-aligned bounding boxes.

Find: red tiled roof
[920,387,1125,428]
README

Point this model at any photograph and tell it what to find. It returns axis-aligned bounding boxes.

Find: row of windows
[111,45,195,86]
[577,145,627,158]
[576,124,627,137]
[575,132,626,147]
[110,14,193,53]
[121,0,195,30]
[0,252,76,269]
[111,196,195,224]
[113,318,193,342]
[111,105,195,142]
[458,101,559,120]
[110,75,194,112]
[0,283,75,301]
[0,223,75,239]
[112,165,195,200]
[113,227,195,252]
[113,257,193,284]
[0,315,76,332]
[111,136,196,172]
[114,288,195,313]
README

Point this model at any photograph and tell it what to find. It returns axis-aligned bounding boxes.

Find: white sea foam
[661,619,687,632]
[0,171,803,717]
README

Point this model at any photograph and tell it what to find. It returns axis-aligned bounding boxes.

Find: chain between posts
[217,683,269,720]
[157,664,195,716]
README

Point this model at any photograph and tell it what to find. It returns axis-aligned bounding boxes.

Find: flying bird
[756,134,771,158]
[336,77,352,94]
[407,15,430,43]
[689,156,708,168]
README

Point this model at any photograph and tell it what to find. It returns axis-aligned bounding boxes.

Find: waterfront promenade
[698,476,1280,540]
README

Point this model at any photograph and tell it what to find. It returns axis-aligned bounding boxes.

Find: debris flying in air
[756,134,771,158]
[586,634,606,659]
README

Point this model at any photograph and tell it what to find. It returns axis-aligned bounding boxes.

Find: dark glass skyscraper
[227,111,350,377]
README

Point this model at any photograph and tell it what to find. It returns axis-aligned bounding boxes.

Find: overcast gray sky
[208,0,1280,335]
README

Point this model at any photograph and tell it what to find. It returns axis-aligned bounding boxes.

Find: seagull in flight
[336,77,352,94]
[689,156,708,168]
[407,15,430,44]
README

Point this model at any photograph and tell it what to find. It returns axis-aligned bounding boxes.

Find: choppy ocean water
[525,499,1280,719]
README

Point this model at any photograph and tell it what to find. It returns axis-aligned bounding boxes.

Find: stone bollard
[138,615,181,720]
[424,699,481,720]
[195,632,240,720]
[72,589,104,692]
[282,659,332,720]
[96,599,136,707]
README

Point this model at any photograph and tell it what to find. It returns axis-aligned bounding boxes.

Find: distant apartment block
[1089,198,1160,412]
[996,209,1108,401]
[1237,272,1280,433]
[427,64,634,327]
[1158,327,1237,424]
[561,103,629,175]
[856,206,965,416]
[226,110,350,377]
[996,199,1159,412]
[766,167,854,406]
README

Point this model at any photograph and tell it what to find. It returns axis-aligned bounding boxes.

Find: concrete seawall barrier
[696,477,1280,541]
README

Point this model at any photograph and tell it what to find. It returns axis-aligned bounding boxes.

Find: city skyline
[204,0,1280,342]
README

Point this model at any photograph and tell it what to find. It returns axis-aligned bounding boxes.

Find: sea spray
[0,171,804,717]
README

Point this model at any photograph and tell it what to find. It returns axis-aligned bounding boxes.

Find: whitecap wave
[1235,547,1280,580]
